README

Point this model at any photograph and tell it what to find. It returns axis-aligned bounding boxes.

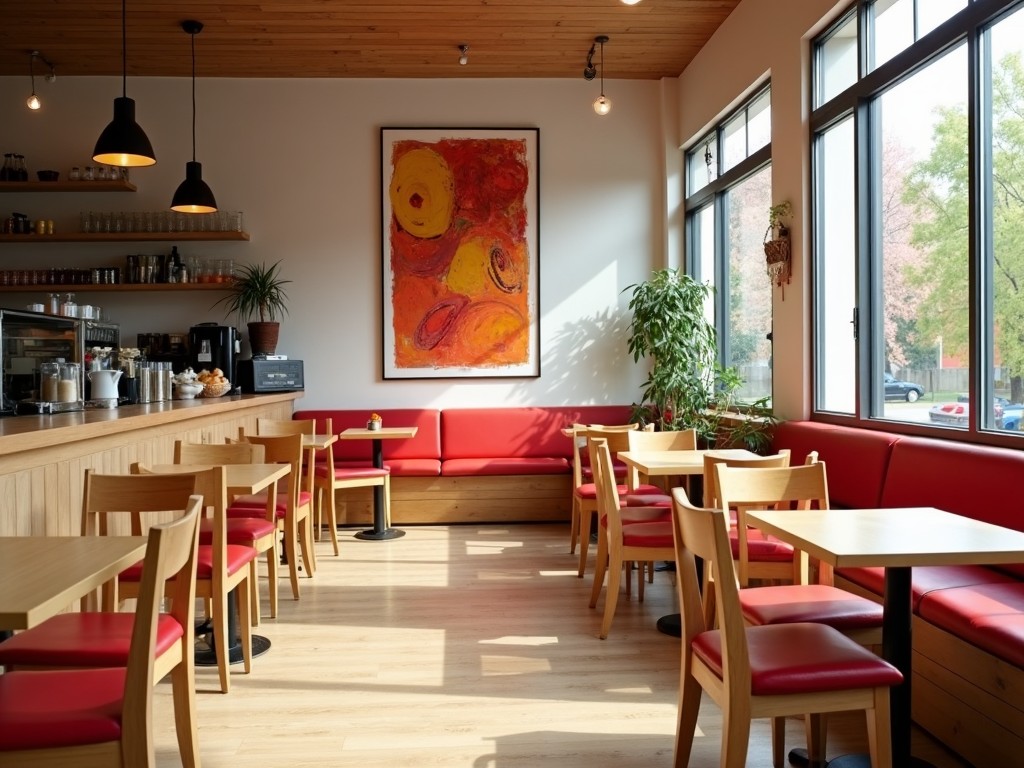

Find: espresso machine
[188,323,240,385]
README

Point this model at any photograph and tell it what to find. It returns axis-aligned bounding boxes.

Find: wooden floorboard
[152,524,973,767]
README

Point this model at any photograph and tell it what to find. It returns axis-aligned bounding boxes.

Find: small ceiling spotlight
[26,51,55,111]
[589,35,611,116]
[621,0,643,5]
[583,42,597,80]
[458,44,469,66]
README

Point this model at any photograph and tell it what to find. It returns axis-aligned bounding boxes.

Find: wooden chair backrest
[256,417,316,437]
[588,437,625,539]
[714,460,830,586]
[81,470,201,538]
[670,487,751,690]
[701,449,792,508]
[626,428,698,452]
[122,494,202,765]
[570,422,643,488]
[242,432,306,501]
[174,439,264,465]
[133,463,228,557]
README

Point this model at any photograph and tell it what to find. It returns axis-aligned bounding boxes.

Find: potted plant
[764,200,793,289]
[212,260,291,356]
[624,267,775,450]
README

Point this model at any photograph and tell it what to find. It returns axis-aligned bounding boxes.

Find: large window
[685,87,773,405]
[812,0,1024,439]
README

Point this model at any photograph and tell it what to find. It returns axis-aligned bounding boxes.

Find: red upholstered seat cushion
[836,564,1018,610]
[740,584,884,631]
[575,483,664,500]
[121,545,254,581]
[620,520,674,548]
[623,494,672,507]
[729,529,794,562]
[200,516,277,545]
[314,465,388,481]
[441,457,570,476]
[383,459,441,476]
[918,582,1024,668]
[0,613,183,668]
[692,622,902,696]
[0,666,126,750]
[600,507,672,526]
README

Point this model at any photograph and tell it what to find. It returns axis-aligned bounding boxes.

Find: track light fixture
[458,44,470,66]
[26,51,55,111]
[588,36,611,116]
[93,0,156,167]
[171,20,218,214]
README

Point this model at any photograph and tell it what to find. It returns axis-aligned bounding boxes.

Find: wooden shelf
[0,180,137,193]
[0,231,249,243]
[0,283,232,293]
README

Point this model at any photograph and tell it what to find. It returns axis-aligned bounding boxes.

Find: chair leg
[569,495,580,554]
[772,716,787,767]
[284,524,301,600]
[598,549,623,639]
[248,560,261,627]
[588,528,609,609]
[867,688,893,768]
[238,578,253,675]
[322,481,340,556]
[805,713,828,765]
[577,507,595,578]
[211,588,230,694]
[265,542,280,615]
[673,667,702,768]
[721,706,751,768]
[170,649,200,768]
[299,513,316,578]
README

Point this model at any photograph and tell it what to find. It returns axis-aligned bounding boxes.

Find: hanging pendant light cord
[29,53,36,93]
[120,0,127,98]
[190,30,197,162]
[600,40,606,98]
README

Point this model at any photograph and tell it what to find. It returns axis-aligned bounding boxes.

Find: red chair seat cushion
[620,520,675,548]
[601,507,672,526]
[315,465,389,481]
[121,545,255,581]
[729,529,795,561]
[230,490,313,515]
[200,516,277,545]
[0,666,126,750]
[739,584,884,632]
[624,493,672,507]
[692,622,903,695]
[0,613,183,668]
[575,483,663,500]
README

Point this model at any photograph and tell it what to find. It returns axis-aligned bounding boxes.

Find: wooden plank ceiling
[0,0,740,80]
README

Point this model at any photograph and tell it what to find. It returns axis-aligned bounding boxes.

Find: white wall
[0,75,665,409]
[677,0,847,421]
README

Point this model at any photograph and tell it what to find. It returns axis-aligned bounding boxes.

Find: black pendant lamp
[93,0,156,167]
[171,20,217,214]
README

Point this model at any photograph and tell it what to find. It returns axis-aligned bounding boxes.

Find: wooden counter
[0,392,300,536]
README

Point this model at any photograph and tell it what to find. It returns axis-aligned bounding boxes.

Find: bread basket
[200,380,232,398]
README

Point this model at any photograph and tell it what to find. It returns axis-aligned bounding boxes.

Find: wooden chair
[624,427,698,491]
[714,459,831,588]
[175,439,282,625]
[571,424,663,578]
[251,417,342,555]
[587,437,675,639]
[311,417,390,550]
[669,486,901,768]
[0,494,203,767]
[229,432,316,601]
[131,463,255,693]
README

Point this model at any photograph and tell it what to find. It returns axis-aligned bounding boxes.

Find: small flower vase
[367,419,382,431]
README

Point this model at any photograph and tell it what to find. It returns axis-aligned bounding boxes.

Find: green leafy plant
[767,200,792,237]
[213,261,291,323]
[624,267,775,449]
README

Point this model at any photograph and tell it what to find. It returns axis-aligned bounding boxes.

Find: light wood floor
[153,524,973,767]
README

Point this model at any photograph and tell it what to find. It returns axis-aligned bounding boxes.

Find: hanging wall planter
[764,201,793,295]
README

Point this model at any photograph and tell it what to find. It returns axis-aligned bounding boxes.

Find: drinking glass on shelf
[231,211,244,232]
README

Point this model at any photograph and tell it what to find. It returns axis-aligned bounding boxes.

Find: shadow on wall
[509,308,634,404]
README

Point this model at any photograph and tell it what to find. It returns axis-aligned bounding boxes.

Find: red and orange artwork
[382,129,538,377]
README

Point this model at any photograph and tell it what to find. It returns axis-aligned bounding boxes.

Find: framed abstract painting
[380,127,540,379]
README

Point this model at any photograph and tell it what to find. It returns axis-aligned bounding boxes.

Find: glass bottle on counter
[40,361,60,402]
[58,362,81,403]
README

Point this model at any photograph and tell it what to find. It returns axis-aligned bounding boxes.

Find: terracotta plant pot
[247,321,280,356]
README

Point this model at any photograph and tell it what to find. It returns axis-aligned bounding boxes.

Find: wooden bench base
[329,475,572,525]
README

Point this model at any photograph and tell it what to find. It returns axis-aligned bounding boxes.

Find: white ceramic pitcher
[87,369,122,400]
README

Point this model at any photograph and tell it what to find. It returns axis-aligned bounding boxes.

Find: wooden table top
[747,507,1024,569]
[147,462,290,495]
[339,426,419,440]
[0,535,148,631]
[618,448,759,476]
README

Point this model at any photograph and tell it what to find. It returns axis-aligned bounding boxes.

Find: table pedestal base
[789,747,935,768]
[195,634,271,666]
[355,527,406,541]
[656,613,682,637]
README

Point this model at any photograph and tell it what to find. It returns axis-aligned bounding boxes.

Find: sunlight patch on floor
[479,635,559,646]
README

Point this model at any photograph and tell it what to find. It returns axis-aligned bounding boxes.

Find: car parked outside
[884,372,925,402]
[927,394,1023,430]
